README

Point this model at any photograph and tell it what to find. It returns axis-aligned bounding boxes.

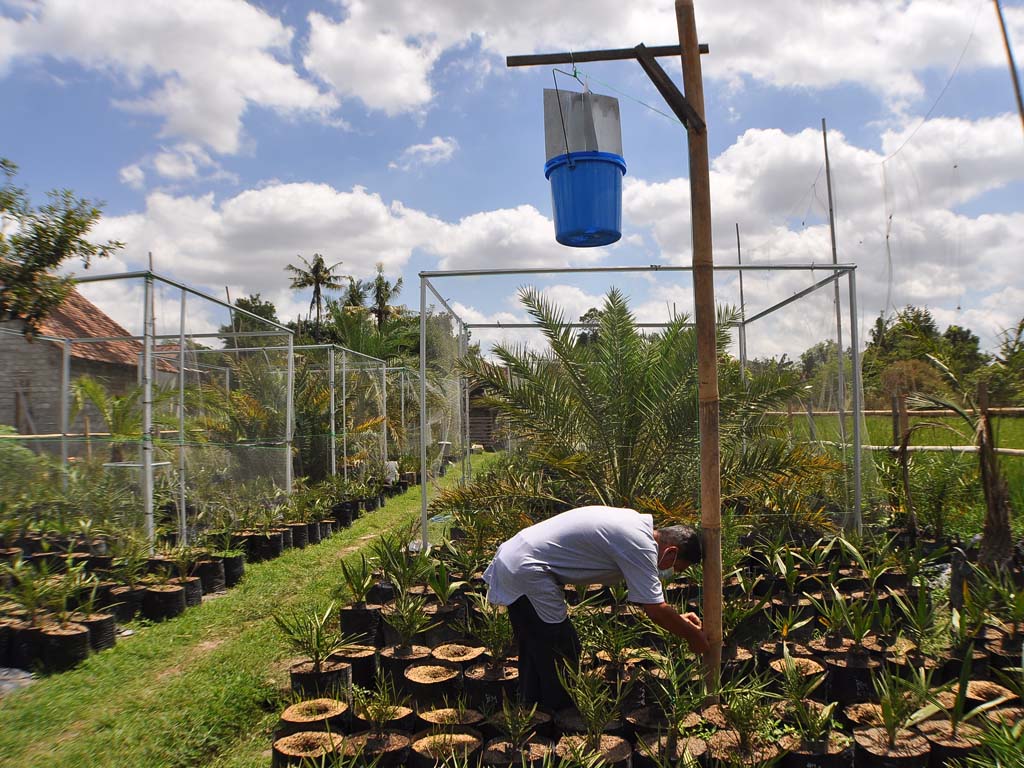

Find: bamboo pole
[676,0,722,696]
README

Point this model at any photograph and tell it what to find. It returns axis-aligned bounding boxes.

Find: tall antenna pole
[994,0,1024,136]
[822,119,847,449]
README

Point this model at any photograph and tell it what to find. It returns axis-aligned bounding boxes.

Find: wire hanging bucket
[543,87,626,247]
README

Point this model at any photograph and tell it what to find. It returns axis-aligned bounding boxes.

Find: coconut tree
[285,253,346,338]
[370,262,403,333]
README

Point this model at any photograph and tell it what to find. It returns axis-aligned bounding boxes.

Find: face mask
[658,567,675,581]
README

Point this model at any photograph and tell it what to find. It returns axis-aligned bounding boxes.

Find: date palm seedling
[925,644,1010,745]
[888,586,937,658]
[352,673,412,738]
[555,660,631,756]
[339,554,375,608]
[771,545,807,602]
[767,605,812,655]
[498,694,539,755]
[469,593,513,669]
[642,635,704,759]
[956,720,1024,768]
[427,560,467,605]
[273,601,361,674]
[857,664,935,756]
[718,676,777,757]
[383,592,438,654]
[439,539,488,581]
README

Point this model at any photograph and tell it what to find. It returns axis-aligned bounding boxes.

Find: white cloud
[623,113,1024,355]
[424,205,606,272]
[1,0,337,153]
[302,1,1024,115]
[389,136,459,171]
[119,163,145,190]
[90,182,445,321]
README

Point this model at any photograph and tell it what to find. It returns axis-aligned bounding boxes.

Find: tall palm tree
[342,277,371,309]
[285,254,346,337]
[371,263,403,332]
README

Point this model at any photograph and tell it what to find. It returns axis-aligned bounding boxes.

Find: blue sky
[2,0,1023,359]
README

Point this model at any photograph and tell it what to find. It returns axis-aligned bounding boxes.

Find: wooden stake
[676,0,721,697]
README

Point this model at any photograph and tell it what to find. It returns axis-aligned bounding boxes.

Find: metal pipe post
[419,276,430,551]
[285,334,294,494]
[142,274,155,550]
[60,339,71,486]
[823,119,848,446]
[178,289,187,545]
[848,269,863,534]
[329,347,337,477]
[341,350,348,480]
[381,362,388,462]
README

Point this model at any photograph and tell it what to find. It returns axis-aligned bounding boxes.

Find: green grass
[0,453,498,768]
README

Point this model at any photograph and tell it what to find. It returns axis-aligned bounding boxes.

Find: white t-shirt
[482,506,664,623]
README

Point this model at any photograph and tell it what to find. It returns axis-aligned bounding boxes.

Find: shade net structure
[416,264,879,550]
[417,280,472,544]
[0,271,294,547]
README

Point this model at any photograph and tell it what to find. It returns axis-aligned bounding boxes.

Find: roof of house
[40,289,175,372]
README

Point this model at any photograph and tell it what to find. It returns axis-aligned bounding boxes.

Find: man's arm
[641,602,710,654]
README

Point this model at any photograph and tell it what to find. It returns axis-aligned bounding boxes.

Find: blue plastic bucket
[544,151,627,247]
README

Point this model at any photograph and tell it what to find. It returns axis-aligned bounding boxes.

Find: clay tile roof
[40,289,176,372]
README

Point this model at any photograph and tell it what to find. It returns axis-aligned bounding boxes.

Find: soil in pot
[9,621,43,670]
[779,732,853,768]
[142,584,186,621]
[339,604,382,646]
[916,720,981,767]
[287,522,309,549]
[481,737,553,768]
[463,662,519,711]
[408,728,482,768]
[171,576,203,608]
[963,679,1017,709]
[77,612,116,651]
[289,659,352,698]
[379,644,431,685]
[306,521,322,546]
[707,730,781,767]
[482,706,554,742]
[271,730,344,768]
[109,584,146,623]
[277,698,349,737]
[633,733,708,768]
[431,643,485,669]
[625,706,701,737]
[555,708,628,741]
[555,734,631,768]
[344,730,411,768]
[403,661,461,708]
[853,727,930,767]
[194,559,226,594]
[222,554,245,587]
[351,706,416,734]
[756,640,814,669]
[986,706,1024,726]
[417,706,486,734]
[824,651,879,705]
[41,622,91,672]
[330,644,377,688]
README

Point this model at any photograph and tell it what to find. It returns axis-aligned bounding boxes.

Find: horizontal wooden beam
[506,42,708,68]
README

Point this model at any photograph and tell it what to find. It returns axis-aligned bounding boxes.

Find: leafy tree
[0,159,122,338]
[285,253,346,338]
[943,324,988,379]
[342,277,370,309]
[988,318,1024,405]
[218,293,281,348]
[575,307,603,347]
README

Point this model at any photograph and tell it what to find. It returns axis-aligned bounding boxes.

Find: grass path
[0,455,495,768]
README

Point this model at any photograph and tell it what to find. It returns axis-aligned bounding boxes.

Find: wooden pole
[676,0,722,696]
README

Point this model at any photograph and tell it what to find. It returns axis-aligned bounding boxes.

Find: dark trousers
[507,595,580,710]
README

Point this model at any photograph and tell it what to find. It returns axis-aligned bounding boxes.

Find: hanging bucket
[543,88,625,247]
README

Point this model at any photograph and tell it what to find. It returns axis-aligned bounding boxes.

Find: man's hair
[657,525,703,564]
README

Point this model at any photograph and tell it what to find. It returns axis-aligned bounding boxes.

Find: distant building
[0,289,161,438]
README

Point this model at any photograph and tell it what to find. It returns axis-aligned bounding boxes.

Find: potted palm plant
[463,594,517,709]
[378,593,436,683]
[852,665,932,767]
[554,661,632,768]
[1,554,53,669]
[273,601,360,697]
[776,648,851,768]
[338,553,382,644]
[707,677,782,766]
[39,555,92,671]
[481,696,554,768]
[347,674,415,768]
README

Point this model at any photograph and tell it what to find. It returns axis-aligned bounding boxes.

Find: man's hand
[641,602,711,654]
